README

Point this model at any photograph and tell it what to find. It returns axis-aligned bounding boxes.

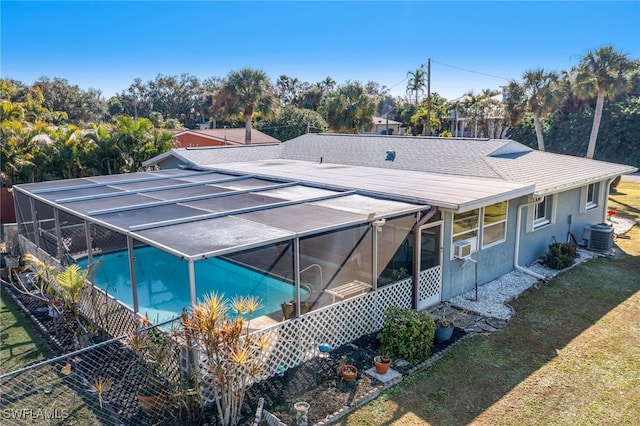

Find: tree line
[1,45,638,186]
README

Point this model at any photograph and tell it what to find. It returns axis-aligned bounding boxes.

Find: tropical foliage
[181,292,269,426]
[257,105,329,141]
[573,46,635,159]
[211,68,277,144]
[505,69,562,151]
[319,81,376,133]
[2,44,639,189]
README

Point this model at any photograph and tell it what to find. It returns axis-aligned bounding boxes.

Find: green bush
[542,242,579,270]
[378,306,436,361]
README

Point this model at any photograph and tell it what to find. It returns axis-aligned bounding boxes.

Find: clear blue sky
[2,1,639,101]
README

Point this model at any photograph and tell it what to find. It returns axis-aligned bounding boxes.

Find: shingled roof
[143,133,637,211]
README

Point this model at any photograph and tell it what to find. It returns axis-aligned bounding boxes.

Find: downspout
[515,198,547,281]
[602,178,614,223]
[412,207,437,309]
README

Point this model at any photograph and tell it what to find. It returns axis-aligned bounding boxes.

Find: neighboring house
[363,116,403,135]
[171,128,280,148]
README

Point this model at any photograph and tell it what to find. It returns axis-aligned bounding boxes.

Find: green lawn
[0,285,53,374]
[340,182,640,426]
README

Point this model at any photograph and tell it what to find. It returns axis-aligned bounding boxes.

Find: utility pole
[426,58,431,136]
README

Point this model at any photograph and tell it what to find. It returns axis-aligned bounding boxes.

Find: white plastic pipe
[515,198,547,281]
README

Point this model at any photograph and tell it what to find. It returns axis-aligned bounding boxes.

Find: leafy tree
[574,46,634,159]
[319,81,375,133]
[33,76,105,124]
[257,105,329,141]
[213,68,277,144]
[107,96,124,117]
[411,93,449,136]
[504,69,562,151]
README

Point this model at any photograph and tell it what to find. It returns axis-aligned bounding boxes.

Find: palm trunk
[586,89,605,159]
[244,105,253,145]
[533,112,545,151]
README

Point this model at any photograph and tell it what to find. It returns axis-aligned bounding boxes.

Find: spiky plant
[88,377,113,410]
[181,292,268,426]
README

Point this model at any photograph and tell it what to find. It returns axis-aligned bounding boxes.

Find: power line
[430,59,511,81]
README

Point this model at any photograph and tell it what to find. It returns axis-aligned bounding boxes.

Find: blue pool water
[78,247,305,322]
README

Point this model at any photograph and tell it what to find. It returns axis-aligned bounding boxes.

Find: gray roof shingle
[144,133,637,210]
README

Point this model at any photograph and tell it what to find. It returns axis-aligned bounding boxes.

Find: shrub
[378,306,436,361]
[542,242,579,270]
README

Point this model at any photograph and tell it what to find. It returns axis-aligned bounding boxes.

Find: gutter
[412,207,438,309]
[515,198,548,281]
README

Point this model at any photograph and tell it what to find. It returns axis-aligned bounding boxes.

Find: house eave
[533,166,638,197]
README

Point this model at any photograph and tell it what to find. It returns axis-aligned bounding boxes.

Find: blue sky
[2,1,639,101]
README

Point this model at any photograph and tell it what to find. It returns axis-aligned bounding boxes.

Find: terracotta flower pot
[373,355,391,375]
[136,389,167,414]
[340,365,358,381]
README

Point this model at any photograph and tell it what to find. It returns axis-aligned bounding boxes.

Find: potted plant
[373,355,392,375]
[435,316,455,342]
[341,364,358,381]
[337,355,358,381]
[433,305,464,342]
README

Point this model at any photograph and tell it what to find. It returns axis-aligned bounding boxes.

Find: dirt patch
[242,330,466,425]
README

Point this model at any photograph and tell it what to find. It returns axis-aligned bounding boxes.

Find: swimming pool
[78,246,307,322]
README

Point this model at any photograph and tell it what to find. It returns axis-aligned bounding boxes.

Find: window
[583,182,600,212]
[452,209,479,255]
[532,195,556,230]
[482,201,508,247]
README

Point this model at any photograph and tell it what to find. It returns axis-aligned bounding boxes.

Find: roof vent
[385,150,396,161]
[488,141,532,159]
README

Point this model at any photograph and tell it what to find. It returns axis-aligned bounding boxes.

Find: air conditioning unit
[453,240,472,259]
[583,223,614,251]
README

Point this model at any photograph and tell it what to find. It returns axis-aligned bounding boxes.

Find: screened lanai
[13,168,429,325]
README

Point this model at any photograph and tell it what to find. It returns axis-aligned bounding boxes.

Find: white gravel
[449,217,636,320]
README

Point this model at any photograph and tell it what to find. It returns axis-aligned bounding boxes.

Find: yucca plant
[181,292,269,426]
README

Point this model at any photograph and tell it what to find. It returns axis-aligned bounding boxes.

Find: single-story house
[172,128,280,148]
[365,116,403,135]
[143,133,637,302]
[11,133,636,375]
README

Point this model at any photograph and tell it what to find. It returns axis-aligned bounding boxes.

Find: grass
[340,181,640,426]
[1,286,104,425]
[0,284,53,374]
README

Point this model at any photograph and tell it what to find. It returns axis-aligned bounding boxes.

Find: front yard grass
[340,181,640,425]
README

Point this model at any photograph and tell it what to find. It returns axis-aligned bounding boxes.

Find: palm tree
[406,67,426,105]
[319,82,375,133]
[505,69,561,151]
[218,68,276,144]
[574,46,633,159]
[56,263,90,323]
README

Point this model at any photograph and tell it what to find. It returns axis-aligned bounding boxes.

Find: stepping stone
[364,367,402,383]
[486,318,507,329]
[477,322,498,332]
